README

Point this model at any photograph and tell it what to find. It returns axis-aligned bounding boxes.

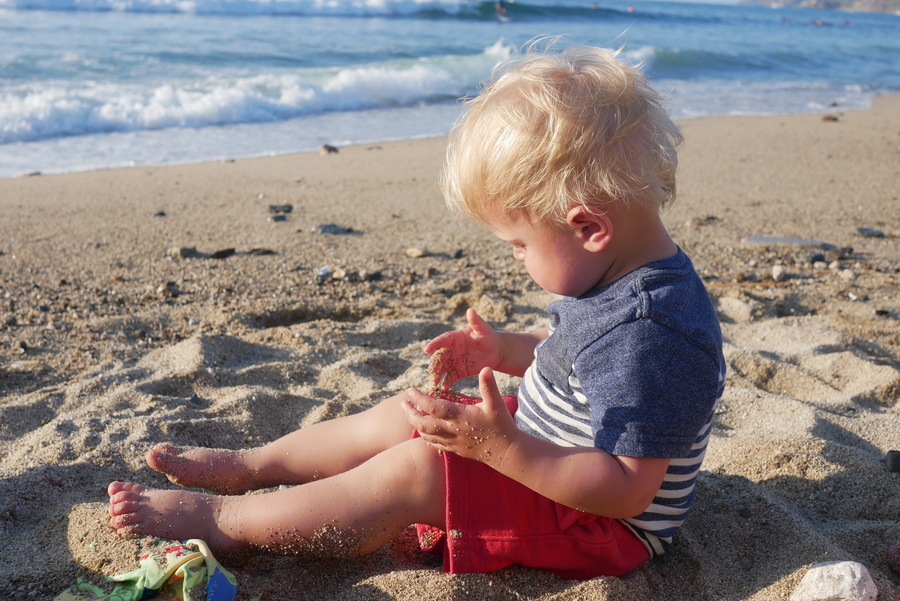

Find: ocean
[0,0,898,178]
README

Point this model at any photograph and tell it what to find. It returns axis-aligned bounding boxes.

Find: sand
[1,96,899,600]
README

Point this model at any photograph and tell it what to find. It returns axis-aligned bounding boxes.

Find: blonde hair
[441,44,683,225]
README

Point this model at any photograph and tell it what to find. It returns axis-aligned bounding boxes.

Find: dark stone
[269,215,287,222]
[268,204,293,214]
[248,248,276,256]
[738,506,753,519]
[857,227,885,238]
[802,252,826,263]
[886,450,900,473]
[151,210,166,217]
[210,248,236,260]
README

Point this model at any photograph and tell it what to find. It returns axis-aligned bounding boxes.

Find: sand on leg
[146,392,416,495]
[110,437,446,558]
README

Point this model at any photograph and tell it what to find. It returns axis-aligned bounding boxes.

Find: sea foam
[0,41,514,144]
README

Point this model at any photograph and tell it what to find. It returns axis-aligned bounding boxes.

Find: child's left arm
[402,367,669,519]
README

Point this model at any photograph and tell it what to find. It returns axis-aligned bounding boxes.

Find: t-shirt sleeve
[573,318,722,459]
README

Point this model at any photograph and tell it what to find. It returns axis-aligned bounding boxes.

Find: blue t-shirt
[515,249,725,556]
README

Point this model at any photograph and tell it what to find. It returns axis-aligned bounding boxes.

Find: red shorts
[413,395,650,580]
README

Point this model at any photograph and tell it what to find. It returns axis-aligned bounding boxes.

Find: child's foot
[146,442,255,495]
[107,481,242,556]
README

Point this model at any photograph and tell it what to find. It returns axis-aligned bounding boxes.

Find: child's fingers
[477,367,505,413]
[402,388,458,420]
[466,308,491,335]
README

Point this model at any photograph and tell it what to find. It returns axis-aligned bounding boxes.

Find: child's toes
[107,481,147,498]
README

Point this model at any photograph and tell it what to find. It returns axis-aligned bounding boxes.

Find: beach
[1,95,899,600]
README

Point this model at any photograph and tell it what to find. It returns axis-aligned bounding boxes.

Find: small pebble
[772,265,787,282]
[840,269,856,281]
[268,204,293,214]
[886,450,900,473]
[802,252,826,263]
[14,340,28,354]
[887,542,900,576]
[166,246,199,259]
[406,248,429,258]
[268,215,287,222]
[151,210,166,217]
[313,223,353,235]
[856,227,884,238]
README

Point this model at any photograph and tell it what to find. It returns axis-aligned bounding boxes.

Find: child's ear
[566,205,612,252]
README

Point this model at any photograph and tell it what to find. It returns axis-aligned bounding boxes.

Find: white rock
[789,561,877,601]
[840,269,856,282]
[772,265,787,282]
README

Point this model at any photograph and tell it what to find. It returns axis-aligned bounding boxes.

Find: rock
[315,266,332,284]
[166,246,199,259]
[151,210,166,217]
[822,115,839,122]
[789,561,877,601]
[268,215,287,222]
[839,269,856,282]
[888,543,900,576]
[332,268,348,280]
[857,227,884,238]
[772,265,787,282]
[268,204,293,214]
[248,248,276,256]
[886,450,900,472]
[405,248,429,258]
[210,248,235,260]
[803,252,826,263]
[14,340,27,355]
[4,315,16,327]
[319,144,339,155]
[157,282,181,297]
[313,223,354,235]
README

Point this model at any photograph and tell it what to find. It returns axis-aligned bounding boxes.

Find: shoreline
[2,92,894,181]
[1,95,899,600]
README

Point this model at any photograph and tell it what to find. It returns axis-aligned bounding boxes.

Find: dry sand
[1,96,899,600]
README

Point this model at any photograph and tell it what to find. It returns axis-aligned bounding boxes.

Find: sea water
[0,0,898,178]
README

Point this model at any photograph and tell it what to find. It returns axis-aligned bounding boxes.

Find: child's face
[485,212,606,298]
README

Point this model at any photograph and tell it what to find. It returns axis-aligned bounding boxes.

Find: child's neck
[597,209,677,288]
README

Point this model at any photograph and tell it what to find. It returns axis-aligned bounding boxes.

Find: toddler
[108,44,724,580]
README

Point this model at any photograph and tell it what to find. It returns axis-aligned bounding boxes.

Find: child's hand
[402,367,518,464]
[424,309,503,389]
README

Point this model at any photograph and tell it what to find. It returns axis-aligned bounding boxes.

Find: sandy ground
[1,96,899,601]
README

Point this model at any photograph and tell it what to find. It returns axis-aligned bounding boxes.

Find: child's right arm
[425,308,547,388]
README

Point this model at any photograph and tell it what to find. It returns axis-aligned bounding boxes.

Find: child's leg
[109,437,445,558]
[147,393,414,495]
